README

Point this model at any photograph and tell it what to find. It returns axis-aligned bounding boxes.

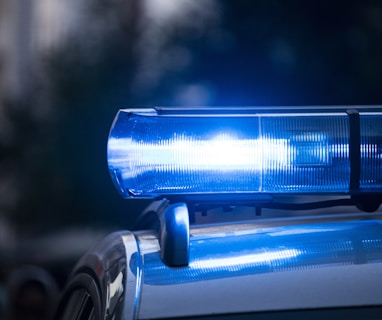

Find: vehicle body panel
[62,212,382,319]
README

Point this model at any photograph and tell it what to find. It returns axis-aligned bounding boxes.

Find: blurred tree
[1,0,382,235]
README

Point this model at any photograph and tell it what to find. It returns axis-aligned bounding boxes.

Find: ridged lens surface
[360,113,382,190]
[108,112,262,196]
[107,109,381,198]
[261,115,350,192]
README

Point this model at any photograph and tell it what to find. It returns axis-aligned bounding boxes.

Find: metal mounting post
[135,199,190,267]
[159,202,190,267]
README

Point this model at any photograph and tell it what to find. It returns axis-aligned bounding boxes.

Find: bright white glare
[144,0,185,21]
[108,134,291,170]
[108,133,354,173]
[271,227,339,237]
[143,0,216,24]
[106,272,124,311]
[189,249,301,270]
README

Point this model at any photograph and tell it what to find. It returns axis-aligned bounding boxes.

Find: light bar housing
[107,107,382,200]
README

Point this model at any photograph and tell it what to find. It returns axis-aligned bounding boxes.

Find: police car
[55,107,382,319]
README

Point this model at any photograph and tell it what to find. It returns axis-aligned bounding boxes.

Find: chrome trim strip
[121,232,141,320]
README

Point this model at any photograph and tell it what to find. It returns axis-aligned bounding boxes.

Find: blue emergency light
[107,107,382,200]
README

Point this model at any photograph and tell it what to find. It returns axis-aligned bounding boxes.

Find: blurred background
[1,0,382,318]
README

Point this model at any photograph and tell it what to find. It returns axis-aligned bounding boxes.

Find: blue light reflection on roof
[130,220,382,285]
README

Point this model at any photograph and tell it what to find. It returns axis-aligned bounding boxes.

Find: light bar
[107,107,382,199]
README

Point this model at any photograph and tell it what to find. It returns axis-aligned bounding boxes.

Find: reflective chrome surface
[159,202,189,266]
[140,219,382,285]
[121,232,141,320]
[62,213,382,319]
[65,231,139,320]
[135,214,382,319]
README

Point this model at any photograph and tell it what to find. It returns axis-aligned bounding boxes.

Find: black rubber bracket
[347,109,382,212]
[347,109,361,192]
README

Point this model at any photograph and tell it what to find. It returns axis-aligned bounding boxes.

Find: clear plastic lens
[360,113,382,190]
[260,115,350,192]
[108,114,262,195]
[107,109,381,198]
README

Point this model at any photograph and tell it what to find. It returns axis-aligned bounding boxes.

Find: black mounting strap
[347,109,381,212]
[347,109,361,192]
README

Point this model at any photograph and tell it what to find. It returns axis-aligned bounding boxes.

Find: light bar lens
[360,114,382,190]
[107,108,382,198]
